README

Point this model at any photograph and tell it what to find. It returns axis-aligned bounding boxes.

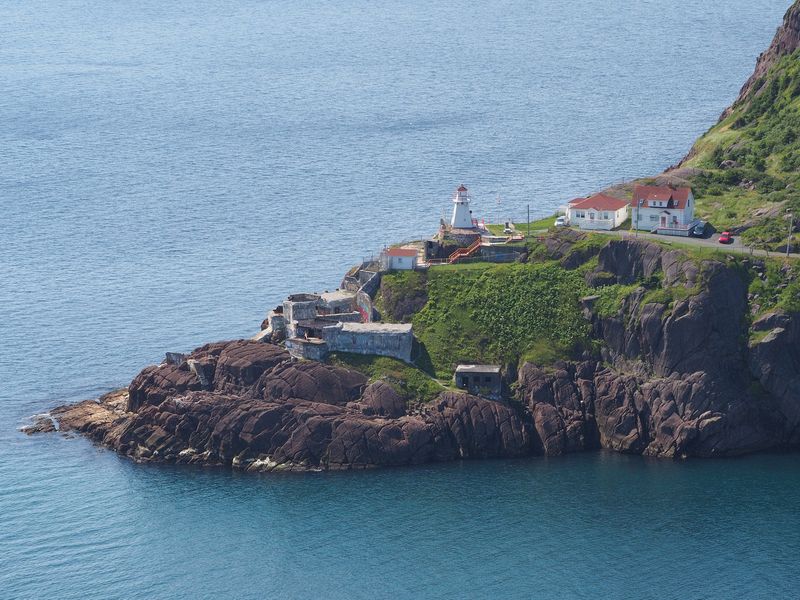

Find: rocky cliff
[33,340,531,471]
[29,236,800,470]
[722,1,800,118]
[27,2,800,471]
[518,238,800,459]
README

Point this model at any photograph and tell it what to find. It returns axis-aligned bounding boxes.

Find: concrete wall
[285,338,329,361]
[359,271,381,297]
[283,295,320,338]
[319,290,356,312]
[323,323,413,362]
[455,372,502,399]
[356,290,374,323]
[479,245,527,263]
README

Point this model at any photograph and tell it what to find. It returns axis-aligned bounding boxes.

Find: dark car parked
[692,220,707,237]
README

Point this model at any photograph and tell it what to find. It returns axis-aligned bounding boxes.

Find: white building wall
[632,193,695,230]
[451,203,472,228]
[568,206,628,230]
[388,255,416,270]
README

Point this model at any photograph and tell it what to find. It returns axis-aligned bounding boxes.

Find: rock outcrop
[723,1,800,118]
[28,236,800,470]
[34,340,533,471]
[515,240,799,459]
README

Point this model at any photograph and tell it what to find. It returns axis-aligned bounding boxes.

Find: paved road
[585,228,800,260]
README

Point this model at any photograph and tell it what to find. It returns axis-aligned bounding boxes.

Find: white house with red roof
[631,185,696,235]
[567,194,629,230]
[380,247,419,271]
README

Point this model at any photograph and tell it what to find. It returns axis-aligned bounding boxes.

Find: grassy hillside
[380,257,597,379]
[677,49,800,248]
[327,352,445,404]
[351,228,800,400]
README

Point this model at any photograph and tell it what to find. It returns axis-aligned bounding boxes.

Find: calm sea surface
[2,1,799,598]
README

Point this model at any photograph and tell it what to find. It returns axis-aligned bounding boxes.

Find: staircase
[448,238,482,264]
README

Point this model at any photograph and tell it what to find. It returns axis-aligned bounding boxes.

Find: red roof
[387,248,418,257]
[632,185,692,210]
[457,185,468,192]
[569,193,628,211]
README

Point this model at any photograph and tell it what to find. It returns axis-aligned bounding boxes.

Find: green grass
[561,233,610,267]
[649,239,733,263]
[594,283,641,317]
[678,48,800,245]
[411,262,593,377]
[485,215,558,236]
[748,258,800,314]
[749,329,773,344]
[327,352,444,404]
[372,230,800,389]
[377,270,428,322]
[428,261,496,271]
[693,186,771,230]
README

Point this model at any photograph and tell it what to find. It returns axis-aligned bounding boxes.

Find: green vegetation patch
[681,49,800,246]
[748,259,800,314]
[378,270,428,322]
[594,283,641,318]
[412,262,592,377]
[327,352,444,404]
[561,234,611,268]
[485,215,558,236]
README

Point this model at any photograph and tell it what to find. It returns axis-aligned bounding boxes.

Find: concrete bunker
[454,364,502,399]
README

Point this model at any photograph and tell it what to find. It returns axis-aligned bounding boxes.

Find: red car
[718,231,733,244]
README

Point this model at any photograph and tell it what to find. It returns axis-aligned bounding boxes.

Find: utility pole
[787,212,793,258]
[527,204,530,238]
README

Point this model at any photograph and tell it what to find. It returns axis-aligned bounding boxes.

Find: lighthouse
[450,184,473,229]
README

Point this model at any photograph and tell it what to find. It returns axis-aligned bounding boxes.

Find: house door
[660,215,667,227]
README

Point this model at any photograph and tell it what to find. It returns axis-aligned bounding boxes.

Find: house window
[602,212,609,220]
[484,376,492,383]
[589,212,595,220]
[649,215,658,222]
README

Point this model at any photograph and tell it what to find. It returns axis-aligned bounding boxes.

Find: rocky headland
[27,235,800,470]
[27,2,800,471]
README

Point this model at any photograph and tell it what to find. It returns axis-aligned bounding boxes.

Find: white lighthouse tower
[450,184,474,229]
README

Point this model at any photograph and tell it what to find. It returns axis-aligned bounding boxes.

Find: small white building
[381,247,418,271]
[451,184,474,229]
[567,194,629,230]
[631,185,696,235]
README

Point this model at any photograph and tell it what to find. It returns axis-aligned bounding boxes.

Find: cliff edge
[28,233,800,470]
[722,1,800,119]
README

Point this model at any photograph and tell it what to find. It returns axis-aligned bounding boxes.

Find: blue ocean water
[2,1,799,598]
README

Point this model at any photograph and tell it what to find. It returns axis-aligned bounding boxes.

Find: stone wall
[285,338,328,361]
[323,323,413,362]
[283,294,320,337]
